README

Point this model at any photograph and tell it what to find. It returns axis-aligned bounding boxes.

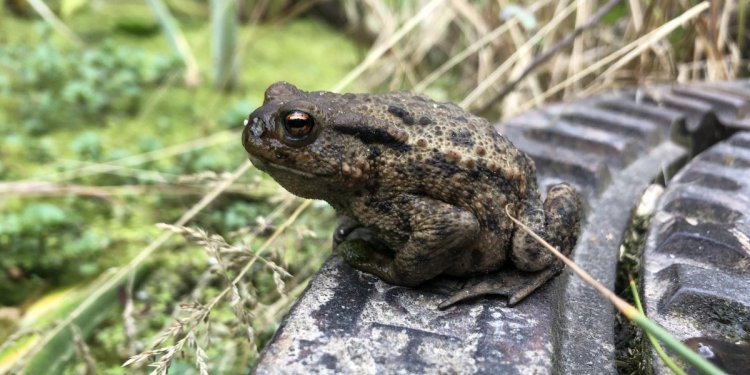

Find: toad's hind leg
[338,196,481,287]
[439,183,582,309]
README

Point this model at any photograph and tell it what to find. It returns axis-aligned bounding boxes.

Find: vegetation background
[0,0,746,373]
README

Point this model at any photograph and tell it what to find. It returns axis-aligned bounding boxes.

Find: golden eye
[283,110,314,139]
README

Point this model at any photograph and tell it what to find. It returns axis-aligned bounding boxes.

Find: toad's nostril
[250,118,265,138]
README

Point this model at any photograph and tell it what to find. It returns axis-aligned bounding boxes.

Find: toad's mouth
[247,154,333,179]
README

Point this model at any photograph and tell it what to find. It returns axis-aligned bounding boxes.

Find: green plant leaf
[61,0,89,19]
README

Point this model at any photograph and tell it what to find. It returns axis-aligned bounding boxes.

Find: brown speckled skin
[243,82,582,302]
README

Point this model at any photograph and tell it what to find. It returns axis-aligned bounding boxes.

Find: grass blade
[211,0,238,90]
[146,0,201,86]
[25,0,84,46]
[629,277,687,375]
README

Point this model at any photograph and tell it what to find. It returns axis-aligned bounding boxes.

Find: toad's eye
[283,110,315,139]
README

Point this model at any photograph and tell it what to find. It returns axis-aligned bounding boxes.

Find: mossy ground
[0,2,358,372]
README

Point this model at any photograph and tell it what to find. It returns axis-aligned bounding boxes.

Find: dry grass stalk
[39,131,234,183]
[334,0,447,92]
[124,199,307,372]
[155,223,291,285]
[71,325,97,375]
[413,0,551,92]
[480,0,623,113]
[461,1,578,109]
[122,276,139,357]
[511,1,711,117]
[565,0,592,96]
[15,162,253,372]
[629,0,644,31]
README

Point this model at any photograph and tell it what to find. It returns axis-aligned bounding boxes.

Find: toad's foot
[437,264,563,310]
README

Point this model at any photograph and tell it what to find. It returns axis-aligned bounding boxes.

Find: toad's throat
[248,154,331,179]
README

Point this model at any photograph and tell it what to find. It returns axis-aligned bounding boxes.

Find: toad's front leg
[511,183,582,272]
[337,195,480,286]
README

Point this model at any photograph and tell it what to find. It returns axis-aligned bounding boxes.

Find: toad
[242,82,582,309]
